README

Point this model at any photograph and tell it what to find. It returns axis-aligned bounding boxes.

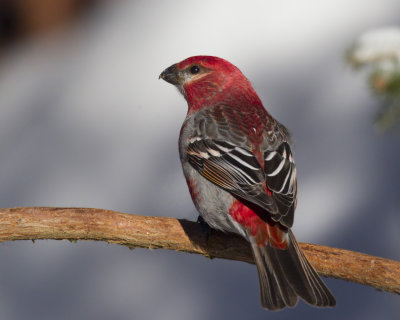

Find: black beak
[159,63,180,85]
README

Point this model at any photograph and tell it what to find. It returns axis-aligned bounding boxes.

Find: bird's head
[160,56,260,113]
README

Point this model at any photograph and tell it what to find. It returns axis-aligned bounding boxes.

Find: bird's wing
[186,137,282,220]
[263,141,297,227]
[185,106,297,228]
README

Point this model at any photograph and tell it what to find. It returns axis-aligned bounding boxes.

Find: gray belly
[182,162,245,237]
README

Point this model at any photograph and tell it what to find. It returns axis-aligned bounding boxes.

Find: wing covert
[264,142,297,227]
[186,138,279,215]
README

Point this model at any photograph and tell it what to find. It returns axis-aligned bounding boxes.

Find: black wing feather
[264,142,297,227]
[186,137,297,227]
[186,138,279,216]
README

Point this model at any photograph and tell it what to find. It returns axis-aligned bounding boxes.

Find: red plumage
[160,56,335,310]
[229,199,288,249]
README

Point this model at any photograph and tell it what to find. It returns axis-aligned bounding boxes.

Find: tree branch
[0,207,399,294]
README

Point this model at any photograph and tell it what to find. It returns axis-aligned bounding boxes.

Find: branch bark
[0,207,399,294]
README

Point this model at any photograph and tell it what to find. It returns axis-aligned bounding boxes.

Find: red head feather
[175,56,262,113]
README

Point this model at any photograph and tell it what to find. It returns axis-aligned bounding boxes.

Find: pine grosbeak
[160,56,335,310]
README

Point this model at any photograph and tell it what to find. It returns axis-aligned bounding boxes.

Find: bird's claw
[197,215,212,242]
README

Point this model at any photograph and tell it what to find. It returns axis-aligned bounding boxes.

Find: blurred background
[0,1,399,319]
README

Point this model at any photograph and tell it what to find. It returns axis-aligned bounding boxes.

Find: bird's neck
[184,75,262,115]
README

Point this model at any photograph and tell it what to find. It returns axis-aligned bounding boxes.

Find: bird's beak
[159,63,180,85]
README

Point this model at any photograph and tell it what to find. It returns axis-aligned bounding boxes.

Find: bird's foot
[197,215,212,242]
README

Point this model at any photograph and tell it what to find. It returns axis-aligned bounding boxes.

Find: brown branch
[0,207,399,294]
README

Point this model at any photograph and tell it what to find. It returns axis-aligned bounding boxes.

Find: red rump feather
[229,199,288,249]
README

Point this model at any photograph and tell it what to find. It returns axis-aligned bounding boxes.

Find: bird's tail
[250,229,336,310]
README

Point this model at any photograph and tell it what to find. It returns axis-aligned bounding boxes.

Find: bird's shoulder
[183,104,292,151]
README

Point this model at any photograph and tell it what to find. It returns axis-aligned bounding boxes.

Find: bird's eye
[190,65,200,74]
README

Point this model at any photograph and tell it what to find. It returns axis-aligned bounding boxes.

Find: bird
[159,56,336,310]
